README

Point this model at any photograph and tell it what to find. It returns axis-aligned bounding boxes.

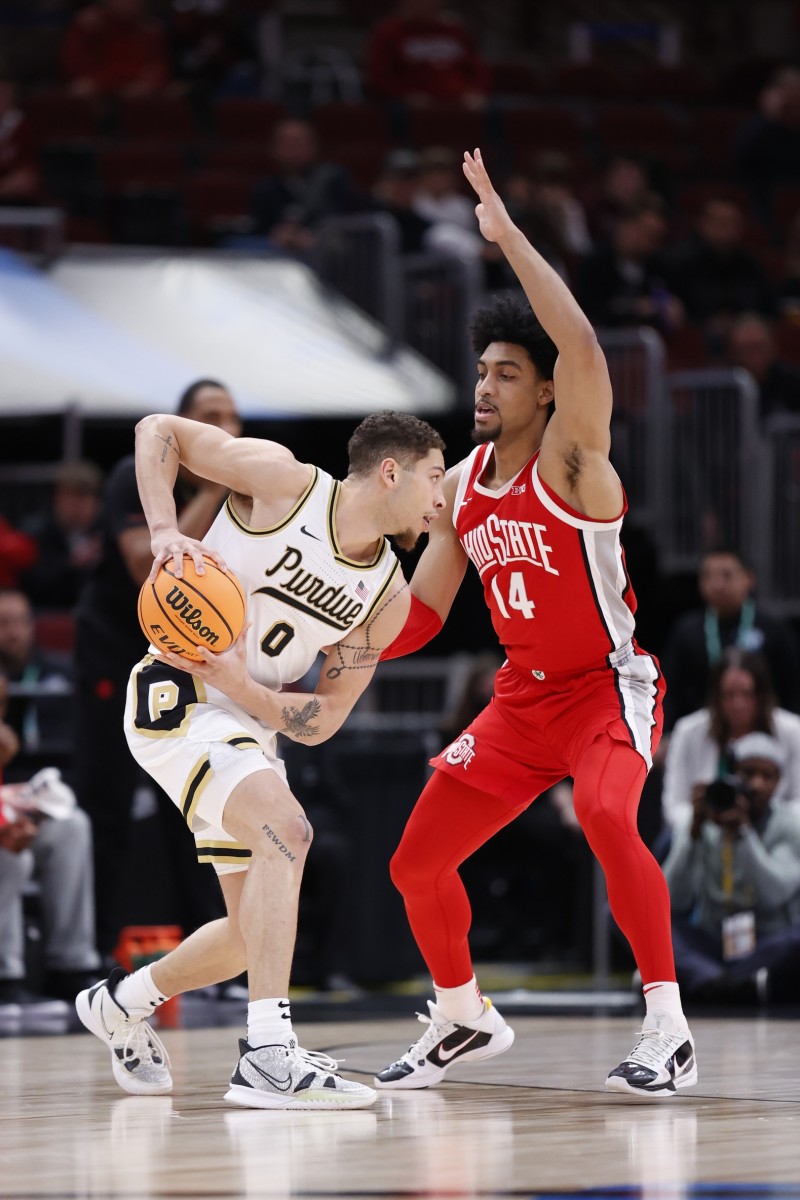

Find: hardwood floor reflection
[1,1013,799,1197]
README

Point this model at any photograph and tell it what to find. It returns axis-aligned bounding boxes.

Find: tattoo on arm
[325,582,408,679]
[282,698,321,738]
[155,433,179,464]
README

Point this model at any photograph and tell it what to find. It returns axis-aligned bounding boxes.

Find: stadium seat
[213,98,286,142]
[26,89,105,145]
[502,106,585,166]
[690,107,748,177]
[488,60,544,98]
[182,171,252,237]
[631,64,712,105]
[34,612,76,656]
[117,95,197,142]
[99,144,185,192]
[550,61,630,99]
[406,104,487,150]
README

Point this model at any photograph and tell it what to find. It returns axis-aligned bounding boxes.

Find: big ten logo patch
[444,732,476,769]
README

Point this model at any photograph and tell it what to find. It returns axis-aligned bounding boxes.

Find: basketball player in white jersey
[76,411,446,1109]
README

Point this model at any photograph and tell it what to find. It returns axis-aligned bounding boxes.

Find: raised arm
[463,150,621,517]
[135,413,311,580]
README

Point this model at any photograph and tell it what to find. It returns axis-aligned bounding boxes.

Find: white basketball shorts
[124,655,286,875]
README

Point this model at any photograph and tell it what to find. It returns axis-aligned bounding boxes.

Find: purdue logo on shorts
[444,733,476,769]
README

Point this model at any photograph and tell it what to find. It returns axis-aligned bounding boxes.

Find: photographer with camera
[663,731,800,1005]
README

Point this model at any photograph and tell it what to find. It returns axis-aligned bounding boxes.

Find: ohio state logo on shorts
[444,733,476,769]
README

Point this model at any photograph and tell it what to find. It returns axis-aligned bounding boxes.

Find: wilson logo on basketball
[164,586,221,646]
[138,555,246,661]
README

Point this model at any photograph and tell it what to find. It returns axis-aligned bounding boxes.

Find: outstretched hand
[463,148,516,245]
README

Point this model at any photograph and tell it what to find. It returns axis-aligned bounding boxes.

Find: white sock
[434,976,484,1023]
[114,965,169,1017]
[247,998,293,1047]
[643,980,687,1028]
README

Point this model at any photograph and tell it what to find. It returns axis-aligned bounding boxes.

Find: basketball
[138,554,246,662]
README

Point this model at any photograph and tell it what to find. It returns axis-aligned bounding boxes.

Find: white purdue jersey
[126,465,401,875]
[203,465,400,695]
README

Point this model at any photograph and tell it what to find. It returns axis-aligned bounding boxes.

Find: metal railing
[313,214,480,398]
[599,327,667,534]
[314,212,403,347]
[0,207,65,260]
[663,368,762,573]
[754,414,800,617]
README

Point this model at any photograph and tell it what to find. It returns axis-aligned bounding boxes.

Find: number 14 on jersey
[492,571,535,620]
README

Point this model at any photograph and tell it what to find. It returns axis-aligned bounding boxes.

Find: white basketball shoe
[606,1010,697,1098]
[374,998,514,1089]
[225,1036,377,1109]
[76,968,172,1095]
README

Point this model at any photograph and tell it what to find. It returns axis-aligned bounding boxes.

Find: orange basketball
[138,554,246,662]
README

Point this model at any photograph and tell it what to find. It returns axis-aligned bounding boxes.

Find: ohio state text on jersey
[454,445,637,674]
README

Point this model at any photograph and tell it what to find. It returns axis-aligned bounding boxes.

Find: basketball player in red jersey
[374,149,697,1098]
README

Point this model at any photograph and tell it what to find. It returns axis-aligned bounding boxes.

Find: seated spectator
[366,0,490,108]
[577,197,683,333]
[662,546,800,729]
[735,66,800,227]
[726,312,800,420]
[20,461,103,612]
[0,519,37,589]
[414,145,476,232]
[251,118,364,255]
[529,150,592,259]
[661,648,800,832]
[0,79,40,203]
[372,149,433,254]
[167,0,258,103]
[0,669,100,1016]
[663,731,800,1005]
[585,153,652,244]
[666,197,775,335]
[61,0,171,98]
[0,589,72,770]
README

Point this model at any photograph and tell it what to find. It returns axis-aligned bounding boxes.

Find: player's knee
[390,838,432,896]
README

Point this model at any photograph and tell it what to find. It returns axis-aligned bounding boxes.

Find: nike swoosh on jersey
[300,525,321,539]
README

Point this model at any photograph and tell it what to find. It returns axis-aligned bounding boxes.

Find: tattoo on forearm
[155,433,179,464]
[325,582,408,679]
[262,822,296,862]
[282,699,321,738]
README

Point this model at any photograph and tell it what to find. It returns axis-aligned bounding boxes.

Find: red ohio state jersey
[455,444,638,674]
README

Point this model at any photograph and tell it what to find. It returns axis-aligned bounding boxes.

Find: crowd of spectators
[2,3,799,400]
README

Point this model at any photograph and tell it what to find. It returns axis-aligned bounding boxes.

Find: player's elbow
[135,413,170,441]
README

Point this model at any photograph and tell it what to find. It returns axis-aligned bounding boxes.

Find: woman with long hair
[662,647,800,829]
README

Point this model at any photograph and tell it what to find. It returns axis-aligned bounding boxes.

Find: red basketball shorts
[431,643,664,804]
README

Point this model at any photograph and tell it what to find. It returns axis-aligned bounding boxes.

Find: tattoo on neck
[155,433,179,464]
[282,699,321,738]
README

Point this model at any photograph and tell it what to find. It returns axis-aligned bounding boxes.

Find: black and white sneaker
[374,999,514,1090]
[606,1011,697,1098]
[76,968,172,1095]
[225,1037,377,1109]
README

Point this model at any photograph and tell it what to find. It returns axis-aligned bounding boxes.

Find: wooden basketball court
[2,1012,799,1197]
